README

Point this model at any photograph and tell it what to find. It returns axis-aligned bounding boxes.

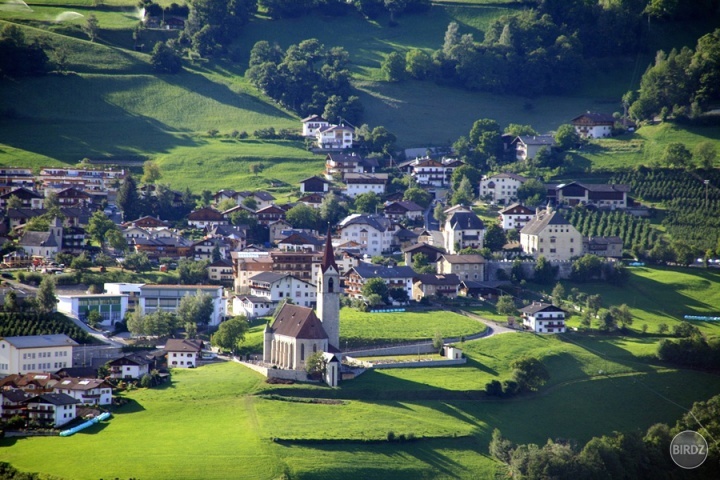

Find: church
[262,229,342,386]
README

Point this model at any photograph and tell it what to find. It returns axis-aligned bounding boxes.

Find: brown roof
[270,304,328,340]
[165,339,204,353]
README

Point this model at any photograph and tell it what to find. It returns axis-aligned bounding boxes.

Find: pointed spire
[321,225,338,273]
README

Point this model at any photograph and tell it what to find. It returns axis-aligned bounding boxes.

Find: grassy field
[340,308,486,348]
[3,335,720,479]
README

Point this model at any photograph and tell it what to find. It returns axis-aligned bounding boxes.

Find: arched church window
[313,344,317,353]
[300,343,305,361]
[328,277,334,293]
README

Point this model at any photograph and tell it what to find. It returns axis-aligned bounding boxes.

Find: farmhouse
[344,173,389,198]
[299,176,330,193]
[572,112,615,138]
[499,203,535,231]
[443,210,485,254]
[344,262,416,302]
[583,236,623,259]
[207,258,234,283]
[412,273,461,301]
[25,393,79,428]
[479,172,529,205]
[301,114,330,137]
[0,334,77,376]
[187,207,227,229]
[519,302,566,333]
[325,152,377,179]
[53,378,113,406]
[512,135,556,161]
[165,339,204,368]
[316,124,355,150]
[437,254,486,282]
[383,201,424,221]
[554,182,630,209]
[520,206,583,262]
[106,354,151,380]
[0,187,44,209]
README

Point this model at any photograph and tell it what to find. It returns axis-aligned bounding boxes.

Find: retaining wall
[237,360,310,382]
[371,358,466,369]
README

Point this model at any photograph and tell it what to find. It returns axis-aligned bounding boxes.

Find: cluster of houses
[0,333,206,428]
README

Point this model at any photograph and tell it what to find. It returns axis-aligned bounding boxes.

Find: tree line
[0,310,91,344]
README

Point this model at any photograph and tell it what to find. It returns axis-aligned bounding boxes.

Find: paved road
[454,309,519,337]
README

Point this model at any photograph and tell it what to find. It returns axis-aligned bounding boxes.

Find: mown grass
[340,308,486,349]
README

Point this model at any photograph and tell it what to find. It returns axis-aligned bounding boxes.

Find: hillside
[1,2,719,191]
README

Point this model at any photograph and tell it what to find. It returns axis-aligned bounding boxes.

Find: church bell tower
[317,228,340,351]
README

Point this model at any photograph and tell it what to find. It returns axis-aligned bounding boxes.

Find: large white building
[56,293,129,326]
[233,272,316,318]
[479,173,528,205]
[443,211,485,254]
[344,173,388,198]
[520,302,566,333]
[53,378,113,406]
[498,203,535,231]
[338,214,397,256]
[0,334,77,376]
[520,206,583,261]
[571,112,614,139]
[138,285,225,326]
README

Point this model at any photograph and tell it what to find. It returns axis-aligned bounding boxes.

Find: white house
[512,135,556,161]
[138,285,225,326]
[234,272,316,318]
[479,173,529,205]
[187,207,227,229]
[338,214,397,256]
[316,124,354,149]
[344,173,389,198]
[519,302,566,333]
[571,112,615,139]
[56,294,128,326]
[0,334,77,376]
[25,393,79,428]
[53,378,113,406]
[344,262,416,302]
[499,203,535,231]
[520,206,583,261]
[165,339,204,368]
[443,211,485,254]
[107,354,151,380]
[301,114,330,137]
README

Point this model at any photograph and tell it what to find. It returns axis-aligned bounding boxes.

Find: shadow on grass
[112,398,146,414]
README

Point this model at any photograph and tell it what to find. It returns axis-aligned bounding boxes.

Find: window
[300,344,305,361]
[328,278,334,293]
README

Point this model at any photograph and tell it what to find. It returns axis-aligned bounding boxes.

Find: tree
[450,165,481,193]
[384,0,408,23]
[504,124,537,137]
[366,126,397,154]
[4,290,17,312]
[94,253,116,268]
[83,14,99,42]
[694,141,717,169]
[388,287,409,304]
[554,124,580,150]
[184,322,197,339]
[354,191,381,214]
[403,186,432,209]
[510,356,549,391]
[70,253,92,272]
[87,211,117,247]
[142,161,162,184]
[285,203,320,230]
[551,282,565,306]
[484,224,506,252]
[36,277,57,314]
[211,316,249,354]
[533,256,557,284]
[242,196,258,211]
[451,175,475,206]
[433,202,446,225]
[123,252,151,272]
[662,142,692,168]
[177,291,214,326]
[150,42,182,74]
[117,176,140,221]
[610,304,633,328]
[86,310,102,328]
[6,195,22,210]
[305,351,325,376]
[381,51,406,82]
[362,277,388,301]
[412,253,435,274]
[178,259,209,284]
[598,309,617,331]
[586,294,602,315]
[489,428,514,463]
[106,229,128,253]
[496,295,517,316]
[516,178,546,206]
[405,49,433,79]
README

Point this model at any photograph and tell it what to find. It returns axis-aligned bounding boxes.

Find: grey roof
[439,254,486,264]
[514,135,556,146]
[520,209,571,236]
[558,182,630,193]
[1,187,43,199]
[107,353,152,367]
[571,112,615,124]
[2,334,78,349]
[348,262,416,279]
[448,212,484,230]
[585,236,623,245]
[165,339,203,353]
[249,271,292,284]
[19,231,59,248]
[2,388,33,403]
[402,243,445,254]
[236,294,272,304]
[339,214,393,233]
[7,208,45,220]
[27,392,80,406]
[394,228,418,240]
[300,176,330,184]
[254,191,276,201]
[385,201,424,212]
[414,273,461,286]
[279,232,324,246]
[520,302,565,315]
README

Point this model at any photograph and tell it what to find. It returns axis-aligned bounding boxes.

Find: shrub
[387,431,395,442]
[485,380,503,396]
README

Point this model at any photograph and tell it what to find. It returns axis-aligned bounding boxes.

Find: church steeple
[317,226,340,351]
[321,226,338,273]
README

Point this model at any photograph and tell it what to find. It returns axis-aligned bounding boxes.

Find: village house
[234,272,316,318]
[268,219,293,243]
[402,243,446,266]
[571,112,615,139]
[325,152,378,179]
[583,236,623,259]
[277,232,324,252]
[297,192,325,209]
[383,201,424,222]
[206,224,247,250]
[0,187,44,209]
[499,203,535,231]
[343,173,389,198]
[207,258,234,284]
[299,176,331,193]
[301,114,331,137]
[56,293,129,327]
[520,302,567,333]
[443,210,485,254]
[520,206,583,261]
[138,285,225,326]
[18,218,63,260]
[232,252,273,292]
[122,216,170,229]
[437,254,486,282]
[338,213,401,256]
[55,187,91,207]
[412,273,461,301]
[256,205,287,226]
[552,182,630,209]
[316,124,355,150]
[106,354,151,380]
[0,167,34,188]
[344,262,416,302]
[38,167,127,191]
[0,389,33,422]
[0,372,59,393]
[165,339,204,369]
[512,135,556,161]
[479,173,529,205]
[128,236,193,260]
[25,393,79,428]
[187,207,227,229]
[192,237,229,261]
[0,334,77,376]
[238,191,276,210]
[53,377,113,406]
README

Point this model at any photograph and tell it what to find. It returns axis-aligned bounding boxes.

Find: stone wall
[370,358,466,369]
[236,359,310,382]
